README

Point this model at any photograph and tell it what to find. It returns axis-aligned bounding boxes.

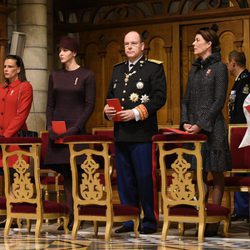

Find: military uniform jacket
[229,69,250,124]
[106,56,167,142]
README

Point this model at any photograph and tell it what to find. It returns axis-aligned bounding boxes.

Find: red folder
[162,127,188,135]
[52,121,67,143]
[106,98,122,122]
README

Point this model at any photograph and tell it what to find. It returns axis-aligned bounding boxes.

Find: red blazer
[0,79,33,137]
[0,80,33,167]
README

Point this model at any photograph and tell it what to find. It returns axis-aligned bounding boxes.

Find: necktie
[129,63,134,71]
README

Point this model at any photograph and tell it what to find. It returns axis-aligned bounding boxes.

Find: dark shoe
[140,227,157,234]
[115,225,133,233]
[231,213,247,221]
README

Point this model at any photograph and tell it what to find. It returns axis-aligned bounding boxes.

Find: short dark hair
[5,54,27,82]
[228,50,246,67]
[196,24,220,53]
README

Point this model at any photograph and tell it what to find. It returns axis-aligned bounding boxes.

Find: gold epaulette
[147,59,163,64]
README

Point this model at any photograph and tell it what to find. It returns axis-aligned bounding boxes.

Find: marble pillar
[9,0,48,132]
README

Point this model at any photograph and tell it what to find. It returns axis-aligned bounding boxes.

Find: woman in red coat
[0,55,33,138]
[0,55,33,227]
[0,55,33,168]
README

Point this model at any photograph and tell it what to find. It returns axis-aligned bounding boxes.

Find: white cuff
[132,108,141,121]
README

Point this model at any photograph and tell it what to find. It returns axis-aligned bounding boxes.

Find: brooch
[205,69,212,76]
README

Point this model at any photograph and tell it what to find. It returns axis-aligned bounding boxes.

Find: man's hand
[117,110,135,122]
[104,104,117,120]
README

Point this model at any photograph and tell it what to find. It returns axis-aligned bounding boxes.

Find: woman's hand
[183,123,201,134]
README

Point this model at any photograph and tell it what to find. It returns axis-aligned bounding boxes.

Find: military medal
[136,79,144,89]
[242,84,249,94]
[130,93,139,102]
[140,94,150,103]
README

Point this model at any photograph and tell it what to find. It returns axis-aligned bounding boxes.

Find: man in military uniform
[104,31,166,234]
[227,50,250,221]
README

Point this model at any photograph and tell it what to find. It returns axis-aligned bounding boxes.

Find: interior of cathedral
[0,0,249,249]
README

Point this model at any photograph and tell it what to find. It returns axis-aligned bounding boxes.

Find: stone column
[12,0,48,132]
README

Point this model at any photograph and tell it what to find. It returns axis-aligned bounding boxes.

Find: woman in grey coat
[181,25,231,208]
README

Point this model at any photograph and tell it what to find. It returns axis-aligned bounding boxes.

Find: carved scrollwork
[12,156,33,199]
[80,154,103,200]
[170,154,195,201]
[54,0,247,25]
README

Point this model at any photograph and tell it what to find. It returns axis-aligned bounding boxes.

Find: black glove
[48,126,60,141]
[59,127,79,138]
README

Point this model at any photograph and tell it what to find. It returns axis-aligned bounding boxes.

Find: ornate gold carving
[170,153,195,201]
[80,154,103,200]
[12,156,33,199]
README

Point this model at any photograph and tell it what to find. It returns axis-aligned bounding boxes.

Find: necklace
[124,70,136,83]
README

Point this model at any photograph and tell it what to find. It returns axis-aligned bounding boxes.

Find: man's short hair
[228,50,246,67]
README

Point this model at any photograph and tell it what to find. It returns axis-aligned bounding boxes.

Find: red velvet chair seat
[224,176,250,186]
[11,200,69,214]
[169,203,230,217]
[78,204,139,216]
[40,175,64,185]
[0,197,6,210]
[208,176,250,186]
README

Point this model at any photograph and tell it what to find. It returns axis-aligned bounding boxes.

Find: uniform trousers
[115,142,157,230]
[234,173,250,218]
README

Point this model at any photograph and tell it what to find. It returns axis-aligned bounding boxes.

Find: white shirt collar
[128,55,143,68]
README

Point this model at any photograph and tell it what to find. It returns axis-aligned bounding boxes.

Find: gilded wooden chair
[153,125,181,215]
[63,134,140,241]
[0,175,6,220]
[92,127,116,186]
[223,124,250,224]
[152,131,230,242]
[0,137,69,237]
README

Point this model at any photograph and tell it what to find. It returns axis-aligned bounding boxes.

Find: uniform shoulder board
[147,59,163,64]
[114,61,126,67]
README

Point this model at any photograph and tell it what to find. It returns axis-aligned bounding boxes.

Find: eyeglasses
[124,42,141,48]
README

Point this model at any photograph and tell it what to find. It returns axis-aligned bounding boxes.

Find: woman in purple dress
[45,36,96,230]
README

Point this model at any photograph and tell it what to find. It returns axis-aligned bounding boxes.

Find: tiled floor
[0,218,249,249]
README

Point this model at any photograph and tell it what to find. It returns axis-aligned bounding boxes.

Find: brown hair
[5,54,27,83]
[196,24,220,53]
